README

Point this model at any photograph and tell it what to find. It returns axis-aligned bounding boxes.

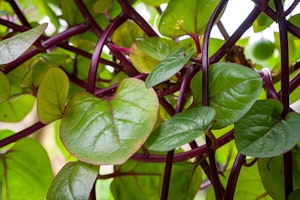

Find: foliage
[0,0,300,199]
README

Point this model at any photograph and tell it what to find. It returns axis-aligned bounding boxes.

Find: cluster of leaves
[1,0,300,199]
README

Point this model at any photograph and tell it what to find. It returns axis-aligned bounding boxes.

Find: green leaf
[141,0,169,6]
[92,0,114,14]
[37,67,69,124]
[0,130,15,152]
[145,48,193,88]
[158,0,219,37]
[47,161,99,200]
[288,189,300,200]
[235,99,300,157]
[0,72,10,102]
[136,37,181,61]
[0,94,35,122]
[0,23,47,65]
[190,62,262,129]
[111,159,201,199]
[207,162,271,199]
[61,78,159,165]
[0,138,53,200]
[111,20,146,48]
[129,43,160,73]
[258,149,300,200]
[145,106,215,151]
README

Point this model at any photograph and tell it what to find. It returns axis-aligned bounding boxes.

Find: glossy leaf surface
[37,67,69,124]
[61,78,159,165]
[145,106,215,151]
[0,94,35,122]
[0,23,47,65]
[158,0,219,37]
[145,48,193,88]
[0,72,10,102]
[190,62,262,129]
[47,161,99,200]
[111,159,201,200]
[0,138,53,200]
[235,100,300,157]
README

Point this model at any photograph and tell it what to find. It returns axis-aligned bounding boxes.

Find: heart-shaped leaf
[60,78,159,165]
[190,62,263,129]
[235,99,300,157]
[145,106,215,151]
[0,72,10,102]
[158,0,219,37]
[0,23,47,65]
[0,138,53,200]
[47,161,99,200]
[0,94,35,122]
[145,48,193,88]
[37,67,69,124]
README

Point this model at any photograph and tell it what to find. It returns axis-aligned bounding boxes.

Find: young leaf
[190,62,262,129]
[158,0,219,37]
[0,94,35,122]
[0,23,47,65]
[0,138,53,200]
[145,106,215,151]
[136,37,181,61]
[37,67,69,124]
[46,161,99,200]
[145,48,193,88]
[235,99,300,158]
[60,78,159,165]
[0,72,10,102]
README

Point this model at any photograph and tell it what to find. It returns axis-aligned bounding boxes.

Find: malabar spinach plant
[1,0,300,199]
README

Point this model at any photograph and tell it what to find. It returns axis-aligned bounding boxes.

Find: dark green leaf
[235,99,300,157]
[145,48,193,88]
[0,94,35,122]
[37,67,69,124]
[158,0,219,37]
[190,62,262,129]
[61,78,159,165]
[288,189,300,200]
[0,72,10,102]
[0,23,47,65]
[145,106,215,151]
[0,138,53,200]
[47,161,99,200]
[111,159,201,200]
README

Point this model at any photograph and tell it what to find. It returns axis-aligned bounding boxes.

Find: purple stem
[118,0,158,37]
[73,0,103,36]
[285,0,300,16]
[8,0,31,27]
[160,65,197,200]
[223,153,245,199]
[1,22,90,74]
[202,1,229,199]
[0,122,46,148]
[274,0,293,198]
[87,14,126,93]
[259,68,280,100]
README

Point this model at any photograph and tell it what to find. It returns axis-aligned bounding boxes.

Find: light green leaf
[0,23,47,65]
[0,72,10,102]
[0,94,35,122]
[235,99,300,157]
[145,106,215,151]
[60,78,159,165]
[158,0,219,37]
[111,159,201,200]
[141,0,169,6]
[47,161,99,200]
[190,62,262,129]
[37,67,69,124]
[0,138,53,200]
[145,48,193,88]
[207,162,271,199]
[136,37,181,61]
